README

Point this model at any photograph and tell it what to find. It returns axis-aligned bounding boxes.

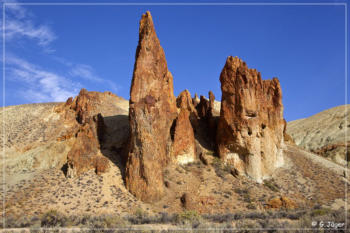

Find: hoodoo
[173,90,197,165]
[125,11,177,202]
[216,56,285,182]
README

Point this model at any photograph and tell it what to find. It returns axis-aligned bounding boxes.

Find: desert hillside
[1,95,349,230]
[287,105,349,166]
[1,11,349,231]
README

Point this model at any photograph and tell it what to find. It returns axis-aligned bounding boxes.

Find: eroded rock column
[126,11,177,202]
[216,56,284,182]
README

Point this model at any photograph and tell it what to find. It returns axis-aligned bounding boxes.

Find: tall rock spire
[126,11,177,202]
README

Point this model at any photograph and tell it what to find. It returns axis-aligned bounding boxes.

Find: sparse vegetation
[212,157,234,179]
[263,179,280,192]
[176,210,201,225]
[3,208,348,232]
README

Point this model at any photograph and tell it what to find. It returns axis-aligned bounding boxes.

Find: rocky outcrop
[310,142,349,166]
[176,90,199,128]
[216,56,284,183]
[192,93,200,107]
[126,11,177,202]
[173,90,197,164]
[60,89,110,177]
[283,119,295,145]
[266,196,297,209]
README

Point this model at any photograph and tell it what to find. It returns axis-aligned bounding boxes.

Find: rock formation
[173,90,197,164]
[59,89,110,177]
[283,119,295,144]
[216,56,284,182]
[195,91,218,144]
[126,11,177,202]
[192,93,200,107]
[176,90,199,128]
[266,196,297,209]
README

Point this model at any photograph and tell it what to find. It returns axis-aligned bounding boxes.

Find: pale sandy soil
[287,105,349,165]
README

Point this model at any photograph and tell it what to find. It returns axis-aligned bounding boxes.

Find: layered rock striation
[125,11,177,202]
[216,56,284,182]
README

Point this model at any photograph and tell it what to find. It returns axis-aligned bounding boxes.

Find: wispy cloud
[3,2,119,104]
[69,64,104,82]
[6,55,79,102]
[4,1,56,49]
[69,64,119,93]
[5,19,56,47]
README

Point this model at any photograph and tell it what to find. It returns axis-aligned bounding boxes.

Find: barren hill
[287,105,349,166]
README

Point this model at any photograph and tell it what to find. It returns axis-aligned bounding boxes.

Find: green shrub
[310,208,332,217]
[263,179,280,192]
[176,210,201,225]
[40,209,66,227]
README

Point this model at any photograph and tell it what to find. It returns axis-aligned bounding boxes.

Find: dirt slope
[287,105,349,166]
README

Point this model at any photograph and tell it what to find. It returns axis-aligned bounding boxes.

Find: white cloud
[6,55,79,102]
[69,64,104,82]
[3,1,56,49]
[69,64,119,93]
[3,2,119,104]
[6,19,56,47]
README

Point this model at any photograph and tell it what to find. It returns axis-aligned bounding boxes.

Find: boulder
[266,196,297,209]
[216,56,285,183]
[126,11,177,202]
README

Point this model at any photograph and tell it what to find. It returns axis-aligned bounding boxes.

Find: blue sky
[0,0,347,121]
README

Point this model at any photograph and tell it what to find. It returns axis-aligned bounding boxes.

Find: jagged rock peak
[55,89,110,178]
[217,56,284,183]
[126,11,177,202]
[176,90,199,127]
[173,90,197,164]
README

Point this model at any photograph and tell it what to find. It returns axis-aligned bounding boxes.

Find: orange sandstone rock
[216,56,285,182]
[173,93,196,164]
[126,11,177,202]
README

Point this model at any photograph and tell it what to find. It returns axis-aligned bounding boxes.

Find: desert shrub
[157,212,177,224]
[244,211,268,220]
[128,208,157,224]
[263,179,280,192]
[203,213,235,223]
[89,215,126,228]
[246,203,256,210]
[40,209,67,227]
[176,210,201,225]
[206,150,215,156]
[235,219,263,229]
[310,208,332,217]
[212,158,233,179]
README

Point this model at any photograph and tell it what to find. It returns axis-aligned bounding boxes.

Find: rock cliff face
[216,56,284,182]
[173,90,197,164]
[126,11,177,202]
